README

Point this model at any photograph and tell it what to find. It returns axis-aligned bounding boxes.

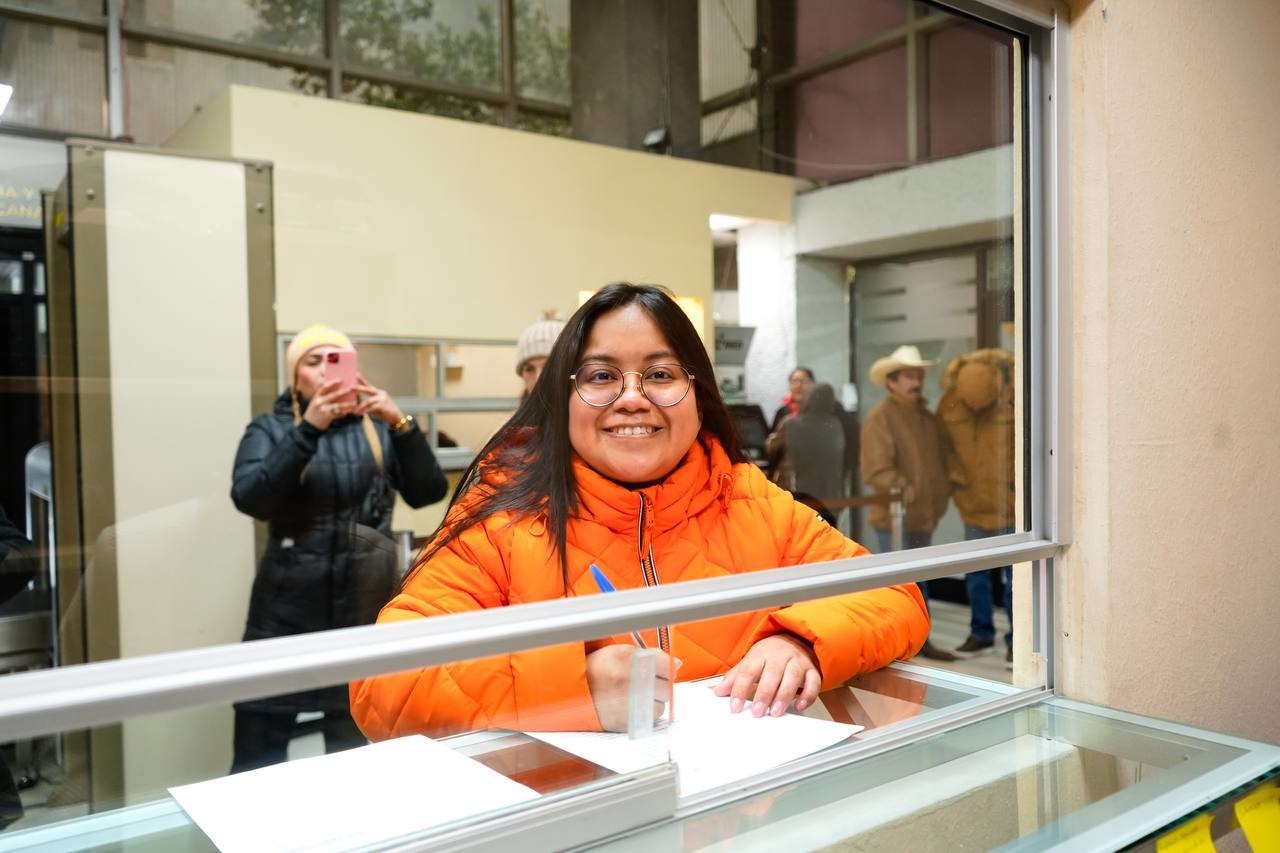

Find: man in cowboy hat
[861,344,959,661]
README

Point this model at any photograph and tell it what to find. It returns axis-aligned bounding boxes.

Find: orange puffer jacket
[350,434,929,740]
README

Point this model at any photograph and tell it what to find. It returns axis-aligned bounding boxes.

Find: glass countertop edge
[1045,697,1280,754]
[0,757,676,853]
[886,660,1025,696]
[0,799,190,852]
[1008,746,1280,853]
[1027,698,1280,853]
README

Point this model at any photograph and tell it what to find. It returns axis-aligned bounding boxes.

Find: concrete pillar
[737,220,796,413]
[569,0,701,154]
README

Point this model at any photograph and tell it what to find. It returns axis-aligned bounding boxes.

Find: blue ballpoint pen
[589,563,649,648]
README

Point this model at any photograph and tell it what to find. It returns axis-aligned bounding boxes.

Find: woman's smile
[603,424,662,437]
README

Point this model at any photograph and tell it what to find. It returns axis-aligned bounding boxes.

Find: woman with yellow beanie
[229,324,448,772]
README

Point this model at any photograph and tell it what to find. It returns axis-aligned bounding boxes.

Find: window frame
[0,0,1071,841]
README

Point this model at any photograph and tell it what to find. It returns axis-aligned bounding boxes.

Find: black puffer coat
[231,390,448,712]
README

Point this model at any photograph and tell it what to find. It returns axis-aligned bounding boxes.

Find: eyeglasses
[570,363,695,408]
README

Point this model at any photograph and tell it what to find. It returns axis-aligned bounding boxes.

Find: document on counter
[169,735,539,853]
[527,680,862,797]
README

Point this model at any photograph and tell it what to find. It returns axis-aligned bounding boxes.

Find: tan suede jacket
[859,394,955,533]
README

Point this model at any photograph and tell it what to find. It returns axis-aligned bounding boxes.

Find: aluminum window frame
[700,0,1040,172]
[0,1,1070,844]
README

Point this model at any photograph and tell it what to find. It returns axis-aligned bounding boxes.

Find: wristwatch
[390,414,415,435]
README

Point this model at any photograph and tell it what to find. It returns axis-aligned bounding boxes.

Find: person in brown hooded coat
[938,348,1016,662]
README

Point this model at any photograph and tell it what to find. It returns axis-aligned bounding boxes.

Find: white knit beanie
[515,317,565,376]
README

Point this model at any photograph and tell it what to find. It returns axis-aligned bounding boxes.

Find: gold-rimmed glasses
[570,363,694,408]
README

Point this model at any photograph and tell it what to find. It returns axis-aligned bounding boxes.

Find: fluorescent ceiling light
[0,84,13,119]
[709,214,752,233]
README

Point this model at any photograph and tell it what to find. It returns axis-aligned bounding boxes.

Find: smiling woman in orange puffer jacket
[349,283,929,739]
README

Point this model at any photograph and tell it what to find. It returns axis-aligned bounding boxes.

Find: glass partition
[0,2,1062,845]
[0,26,1049,785]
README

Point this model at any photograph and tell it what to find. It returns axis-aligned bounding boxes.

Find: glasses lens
[575,364,623,405]
[643,365,690,407]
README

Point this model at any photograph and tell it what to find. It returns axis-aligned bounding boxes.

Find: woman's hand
[352,374,406,426]
[586,645,681,732]
[713,633,821,717]
[302,378,355,431]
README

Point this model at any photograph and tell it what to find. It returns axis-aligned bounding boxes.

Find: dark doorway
[0,227,49,532]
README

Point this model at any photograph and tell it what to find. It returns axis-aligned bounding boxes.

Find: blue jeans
[963,525,1014,645]
[875,529,934,602]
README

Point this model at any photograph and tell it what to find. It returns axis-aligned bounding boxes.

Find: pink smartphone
[325,348,359,404]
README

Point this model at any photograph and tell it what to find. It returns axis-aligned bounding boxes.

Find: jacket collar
[571,433,735,535]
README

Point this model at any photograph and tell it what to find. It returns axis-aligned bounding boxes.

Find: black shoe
[954,635,995,655]
[917,640,959,662]
[1006,645,1014,668]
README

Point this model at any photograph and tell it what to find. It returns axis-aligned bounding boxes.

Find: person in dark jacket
[784,383,846,526]
[0,505,37,607]
[229,324,448,773]
[0,504,38,829]
[765,366,815,483]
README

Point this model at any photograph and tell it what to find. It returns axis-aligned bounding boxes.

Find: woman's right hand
[586,645,681,731]
[302,378,354,431]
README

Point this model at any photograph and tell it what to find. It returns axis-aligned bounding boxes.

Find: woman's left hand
[352,374,406,426]
[713,633,821,717]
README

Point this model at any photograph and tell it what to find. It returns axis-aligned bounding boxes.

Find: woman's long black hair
[410,282,746,586]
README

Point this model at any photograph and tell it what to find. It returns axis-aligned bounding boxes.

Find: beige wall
[1060,0,1280,742]
[172,85,794,345]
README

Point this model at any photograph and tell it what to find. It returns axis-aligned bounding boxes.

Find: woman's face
[295,344,341,399]
[568,304,702,485]
[789,370,813,403]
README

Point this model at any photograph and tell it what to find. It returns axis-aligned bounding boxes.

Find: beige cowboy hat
[869,345,936,388]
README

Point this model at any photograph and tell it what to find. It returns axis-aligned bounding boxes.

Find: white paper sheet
[528,680,862,797]
[169,735,539,853]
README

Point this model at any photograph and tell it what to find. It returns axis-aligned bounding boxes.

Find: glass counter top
[0,662,1000,851]
[594,696,1280,853]
[3,665,1273,852]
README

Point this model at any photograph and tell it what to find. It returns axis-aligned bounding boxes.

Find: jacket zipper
[637,495,670,652]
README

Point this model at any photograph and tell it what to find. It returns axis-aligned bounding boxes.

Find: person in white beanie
[515,313,566,398]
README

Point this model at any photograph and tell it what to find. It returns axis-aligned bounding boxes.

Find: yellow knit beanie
[285,324,353,391]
